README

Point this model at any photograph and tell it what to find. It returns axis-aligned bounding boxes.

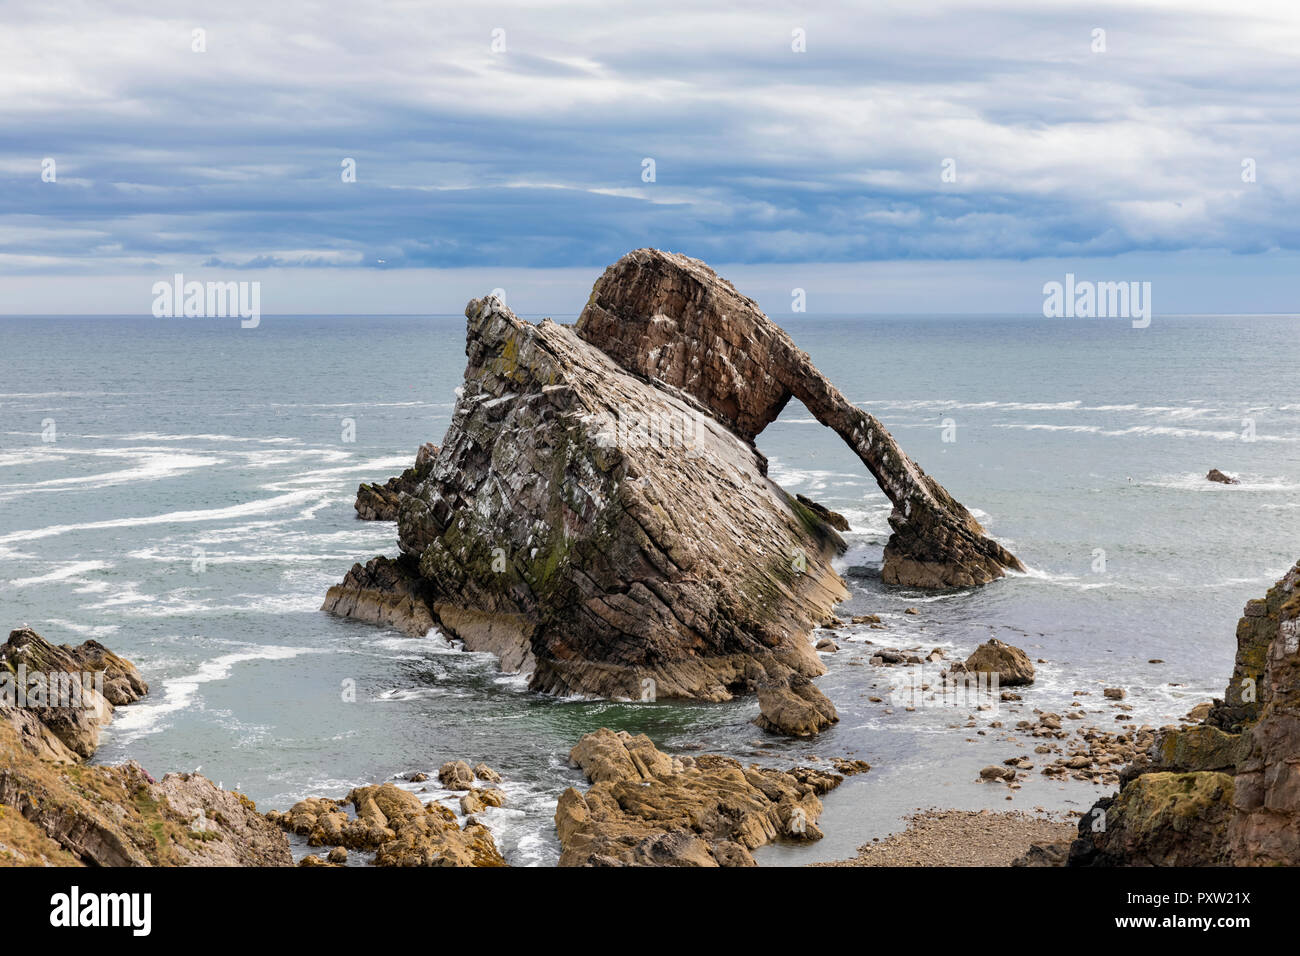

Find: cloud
[1,0,1298,299]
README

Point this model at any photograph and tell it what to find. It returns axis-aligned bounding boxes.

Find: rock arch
[576,248,1025,588]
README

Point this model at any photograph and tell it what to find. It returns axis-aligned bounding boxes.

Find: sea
[1,312,1296,865]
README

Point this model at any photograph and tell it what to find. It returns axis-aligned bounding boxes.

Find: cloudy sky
[3,0,1299,314]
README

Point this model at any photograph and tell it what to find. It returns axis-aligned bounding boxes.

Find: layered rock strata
[355,442,439,520]
[325,249,1021,722]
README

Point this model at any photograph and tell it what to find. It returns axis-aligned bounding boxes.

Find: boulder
[963,638,1035,687]
[1206,468,1238,485]
[555,728,845,866]
[753,675,839,737]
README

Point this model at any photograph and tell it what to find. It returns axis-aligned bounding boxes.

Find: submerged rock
[554,728,844,866]
[326,249,1021,728]
[1206,468,1239,485]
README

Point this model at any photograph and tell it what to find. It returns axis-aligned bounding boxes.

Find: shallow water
[1,312,1296,865]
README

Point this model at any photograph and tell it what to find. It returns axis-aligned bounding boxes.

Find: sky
[2,0,1299,315]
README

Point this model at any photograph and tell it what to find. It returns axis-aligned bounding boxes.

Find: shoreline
[813,809,1076,867]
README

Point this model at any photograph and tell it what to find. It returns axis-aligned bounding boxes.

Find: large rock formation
[1068,560,1300,866]
[0,626,291,867]
[575,250,1024,589]
[554,728,845,866]
[324,249,1020,719]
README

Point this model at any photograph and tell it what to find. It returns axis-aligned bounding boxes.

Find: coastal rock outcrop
[1,627,148,761]
[554,728,845,866]
[355,443,439,520]
[0,626,290,867]
[322,555,436,638]
[270,779,507,867]
[370,292,849,705]
[1068,560,1300,866]
[325,249,1021,726]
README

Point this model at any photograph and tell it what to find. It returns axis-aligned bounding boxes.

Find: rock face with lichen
[553,728,845,866]
[324,249,1019,722]
[1068,560,1300,866]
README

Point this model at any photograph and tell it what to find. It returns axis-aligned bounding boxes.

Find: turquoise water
[1,312,1296,865]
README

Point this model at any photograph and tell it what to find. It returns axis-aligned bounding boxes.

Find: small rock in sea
[327,846,348,864]
[904,607,920,615]
[980,765,1016,782]
[1185,702,1213,722]
[851,614,882,625]
[439,760,475,790]
[816,638,839,652]
[831,758,871,776]
[460,790,485,815]
[1206,468,1239,485]
[407,772,429,783]
[1103,688,1126,700]
[964,638,1035,686]
[472,762,501,783]
[1149,659,1164,664]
